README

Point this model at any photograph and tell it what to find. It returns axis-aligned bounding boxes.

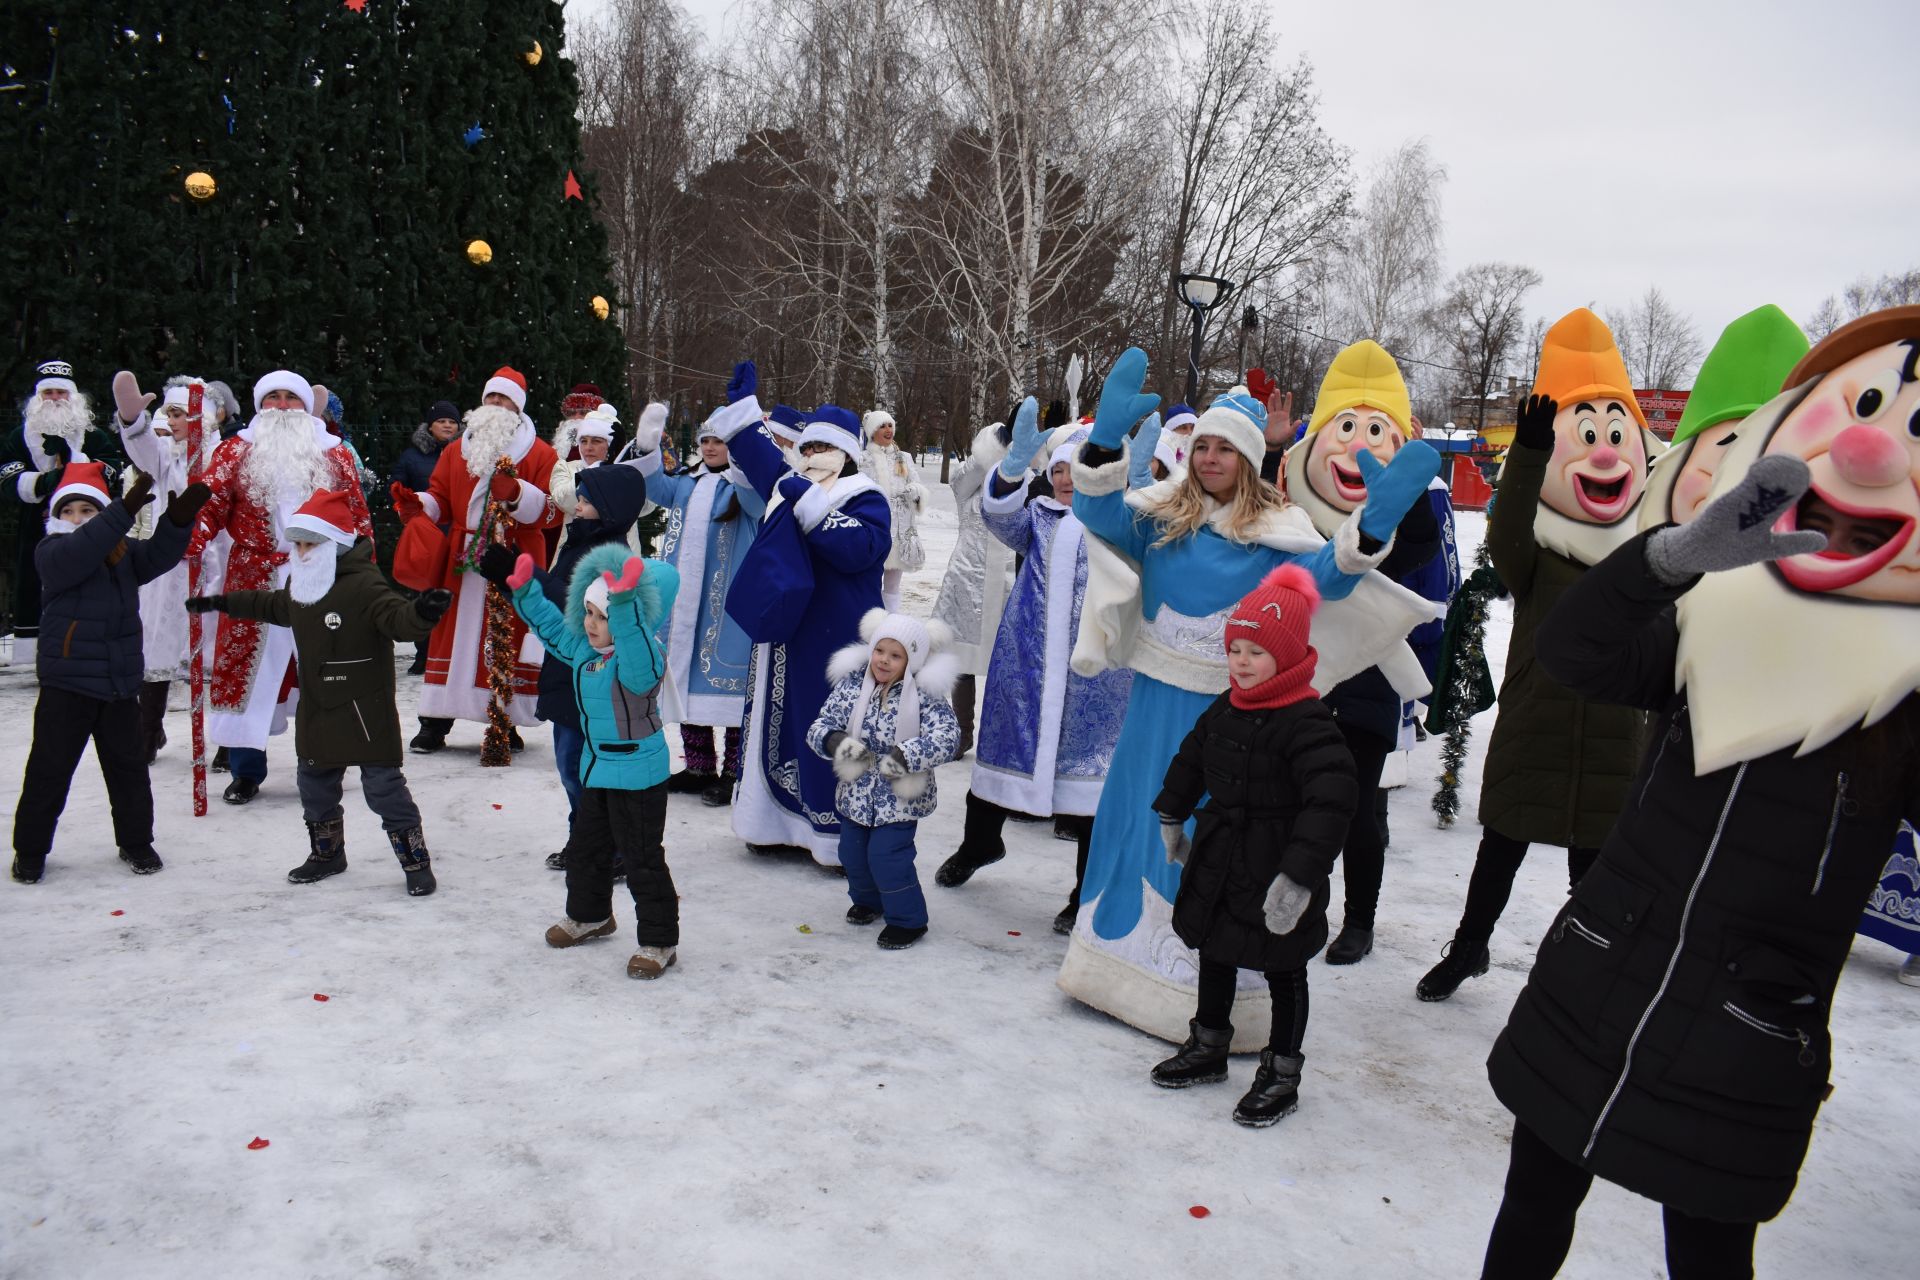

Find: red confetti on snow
[1188,1206,1210,1219]
[247,1137,270,1150]
[111,910,125,916]
[491,803,503,810]
[1007,930,1021,936]
[312,994,330,1002]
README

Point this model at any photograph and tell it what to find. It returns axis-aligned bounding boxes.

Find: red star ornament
[344,0,368,12]
[564,170,583,201]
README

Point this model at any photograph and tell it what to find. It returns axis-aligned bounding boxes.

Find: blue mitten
[999,397,1044,481]
[1128,413,1164,489]
[777,474,812,506]
[1355,440,1441,542]
[728,361,757,404]
[1089,347,1159,449]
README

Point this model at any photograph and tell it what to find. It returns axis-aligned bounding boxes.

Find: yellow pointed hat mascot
[1284,340,1414,538]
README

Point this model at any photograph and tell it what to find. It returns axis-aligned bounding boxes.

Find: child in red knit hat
[1147,564,1358,1126]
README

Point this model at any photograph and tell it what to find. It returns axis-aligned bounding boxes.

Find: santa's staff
[480,456,519,767]
[186,381,208,816]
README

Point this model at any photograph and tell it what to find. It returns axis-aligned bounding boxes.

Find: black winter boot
[289,819,348,884]
[1416,935,1491,1002]
[935,792,1007,887]
[1232,1050,1304,1127]
[387,826,436,897]
[138,681,170,763]
[119,846,164,875]
[1150,1019,1233,1088]
[700,776,733,807]
[1325,924,1374,965]
[12,854,46,884]
[666,769,716,795]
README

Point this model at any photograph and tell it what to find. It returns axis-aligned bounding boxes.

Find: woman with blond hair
[1058,348,1443,1049]
[860,410,926,612]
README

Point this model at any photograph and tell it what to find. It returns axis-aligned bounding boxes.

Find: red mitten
[490,470,520,503]
[390,482,424,524]
[602,556,645,596]
[1247,367,1277,406]
[505,552,537,591]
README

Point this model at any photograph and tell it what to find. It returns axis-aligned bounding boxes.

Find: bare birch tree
[1436,261,1541,435]
[1805,267,1920,340]
[1331,139,1446,358]
[1607,285,1705,390]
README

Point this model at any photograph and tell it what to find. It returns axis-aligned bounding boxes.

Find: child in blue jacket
[807,610,961,950]
[481,542,682,979]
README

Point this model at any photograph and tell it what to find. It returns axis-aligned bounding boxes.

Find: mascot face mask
[1764,337,1920,603]
[1286,339,1413,534]
[1539,397,1651,525]
[1303,407,1407,511]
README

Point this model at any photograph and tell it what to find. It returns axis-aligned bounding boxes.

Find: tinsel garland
[479,456,519,767]
[1429,542,1502,827]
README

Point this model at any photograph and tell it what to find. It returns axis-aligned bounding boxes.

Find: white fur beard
[25,395,90,447]
[1532,500,1643,569]
[242,409,331,509]
[463,406,522,478]
[288,548,340,604]
[799,449,846,485]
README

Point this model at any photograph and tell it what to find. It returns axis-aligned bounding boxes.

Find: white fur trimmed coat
[805,619,962,826]
[861,443,927,572]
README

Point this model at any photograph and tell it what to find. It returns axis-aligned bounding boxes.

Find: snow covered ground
[1,489,1914,1279]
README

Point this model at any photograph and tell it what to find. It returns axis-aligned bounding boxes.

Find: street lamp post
[1176,271,1236,404]
[1237,304,1260,378]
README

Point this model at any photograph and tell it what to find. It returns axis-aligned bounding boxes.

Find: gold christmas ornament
[466,239,493,266]
[590,295,611,320]
[523,40,543,66]
[184,171,217,201]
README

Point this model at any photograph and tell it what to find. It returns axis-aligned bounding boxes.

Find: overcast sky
[563,0,1916,345]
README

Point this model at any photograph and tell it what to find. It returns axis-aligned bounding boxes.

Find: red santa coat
[416,415,562,724]
[187,421,371,749]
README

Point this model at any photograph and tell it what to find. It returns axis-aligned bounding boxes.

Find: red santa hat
[284,487,359,547]
[1223,564,1322,710]
[484,366,529,412]
[49,461,113,515]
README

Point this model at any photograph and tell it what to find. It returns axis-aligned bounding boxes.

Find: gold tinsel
[479,456,519,767]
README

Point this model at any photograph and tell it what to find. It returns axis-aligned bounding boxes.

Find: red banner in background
[1636,389,1690,439]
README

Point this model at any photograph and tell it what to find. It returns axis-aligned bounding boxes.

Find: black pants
[1482,1121,1757,1279]
[565,784,675,947]
[952,674,976,755]
[1195,958,1309,1055]
[13,687,153,862]
[1458,829,1601,944]
[1333,722,1396,930]
[962,790,1091,907]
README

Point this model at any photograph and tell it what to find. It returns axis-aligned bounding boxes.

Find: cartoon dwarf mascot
[1284,340,1445,962]
[1641,304,1809,530]
[1476,306,1920,1268]
[1416,308,1665,1003]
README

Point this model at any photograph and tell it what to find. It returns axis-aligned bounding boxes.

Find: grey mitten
[1645,455,1828,586]
[876,746,910,780]
[1159,819,1191,867]
[112,370,155,425]
[830,733,874,782]
[1262,873,1312,935]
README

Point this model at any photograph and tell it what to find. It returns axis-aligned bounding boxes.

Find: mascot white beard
[463,405,523,478]
[1675,389,1920,774]
[25,394,91,456]
[241,408,332,509]
[288,544,340,605]
[797,447,847,486]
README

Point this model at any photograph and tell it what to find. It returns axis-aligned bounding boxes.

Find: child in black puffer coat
[1150,565,1357,1126]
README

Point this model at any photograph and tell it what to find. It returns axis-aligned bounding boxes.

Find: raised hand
[777,474,813,505]
[1128,413,1164,489]
[1000,397,1044,480]
[635,402,667,453]
[1514,394,1558,452]
[414,588,453,624]
[505,552,537,592]
[1354,440,1441,543]
[603,555,645,596]
[165,481,212,527]
[390,482,424,524]
[111,370,156,426]
[1089,347,1160,449]
[1646,454,1827,586]
[727,361,758,404]
[124,471,156,515]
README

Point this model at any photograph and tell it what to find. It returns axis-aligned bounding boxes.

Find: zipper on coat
[1582,760,1748,1161]
[351,700,370,741]
[1809,771,1848,896]
[1560,916,1612,950]
[1638,704,1684,810]
[1722,1001,1816,1066]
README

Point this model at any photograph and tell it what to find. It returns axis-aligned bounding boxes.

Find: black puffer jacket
[1487,529,1920,1224]
[1154,693,1357,971]
[34,500,188,700]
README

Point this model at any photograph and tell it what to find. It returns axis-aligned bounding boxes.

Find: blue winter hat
[769,404,805,435]
[798,404,862,456]
[1164,403,1197,431]
[1191,385,1268,466]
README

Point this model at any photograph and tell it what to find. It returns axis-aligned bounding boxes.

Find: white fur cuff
[793,481,834,532]
[705,395,762,444]
[418,492,443,523]
[1071,444,1129,498]
[510,479,548,524]
[1334,512,1392,574]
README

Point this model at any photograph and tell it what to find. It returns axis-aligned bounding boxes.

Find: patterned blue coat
[806,669,961,826]
[973,481,1132,817]
[707,397,891,865]
[647,462,766,727]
